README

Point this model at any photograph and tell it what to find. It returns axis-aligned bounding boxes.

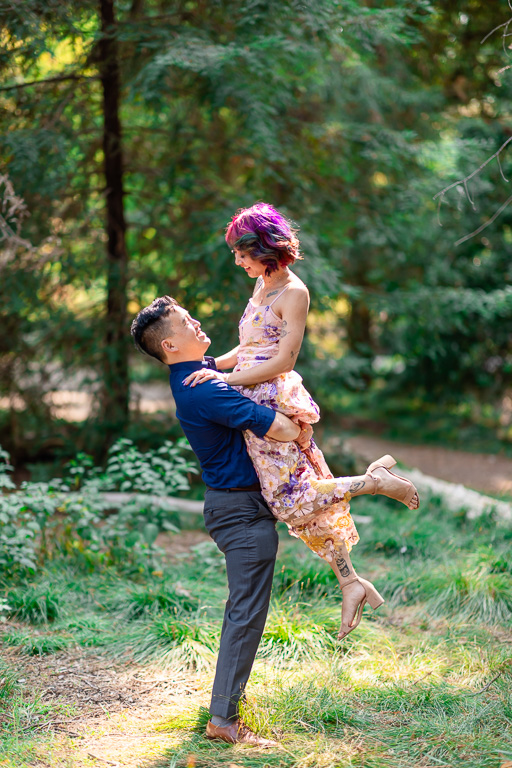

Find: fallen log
[4,489,372,525]
[388,468,512,523]
[100,492,373,525]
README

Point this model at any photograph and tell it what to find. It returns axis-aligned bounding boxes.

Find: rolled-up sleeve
[198,381,275,437]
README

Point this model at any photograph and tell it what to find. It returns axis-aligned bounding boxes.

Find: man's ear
[161,337,177,355]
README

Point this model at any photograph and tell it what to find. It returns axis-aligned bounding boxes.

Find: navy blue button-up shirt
[169,359,275,489]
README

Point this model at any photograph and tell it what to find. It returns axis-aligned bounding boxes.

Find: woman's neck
[261,267,290,290]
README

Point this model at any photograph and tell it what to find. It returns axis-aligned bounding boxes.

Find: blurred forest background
[1,0,512,473]
[1,6,512,765]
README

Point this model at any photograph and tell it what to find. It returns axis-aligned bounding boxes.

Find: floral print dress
[233,287,359,561]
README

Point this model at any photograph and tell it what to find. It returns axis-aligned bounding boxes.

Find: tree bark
[98,0,129,438]
[347,297,372,353]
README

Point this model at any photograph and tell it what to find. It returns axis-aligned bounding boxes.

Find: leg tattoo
[349,479,366,494]
[335,554,351,578]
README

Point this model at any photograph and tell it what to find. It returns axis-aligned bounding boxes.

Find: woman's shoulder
[273,277,309,319]
[283,275,309,302]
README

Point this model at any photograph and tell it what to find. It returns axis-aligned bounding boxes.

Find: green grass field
[1,492,511,768]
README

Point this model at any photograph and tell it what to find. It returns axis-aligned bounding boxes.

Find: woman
[185,203,419,639]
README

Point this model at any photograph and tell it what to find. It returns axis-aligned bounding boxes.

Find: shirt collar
[168,355,217,375]
[168,359,207,375]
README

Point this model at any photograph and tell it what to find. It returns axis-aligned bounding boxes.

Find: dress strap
[268,285,290,306]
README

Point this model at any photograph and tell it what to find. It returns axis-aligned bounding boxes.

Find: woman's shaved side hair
[130,296,178,362]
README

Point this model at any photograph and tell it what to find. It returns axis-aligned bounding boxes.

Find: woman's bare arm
[215,345,240,370]
[225,287,309,386]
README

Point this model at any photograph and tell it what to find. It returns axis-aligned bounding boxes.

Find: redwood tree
[99,0,129,436]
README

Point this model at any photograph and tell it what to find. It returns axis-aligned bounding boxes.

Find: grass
[0,491,511,767]
[0,656,78,768]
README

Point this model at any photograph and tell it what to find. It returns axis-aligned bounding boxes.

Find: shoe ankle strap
[340,574,359,587]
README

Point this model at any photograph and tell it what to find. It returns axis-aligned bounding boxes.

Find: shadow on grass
[143,705,300,768]
[140,666,512,768]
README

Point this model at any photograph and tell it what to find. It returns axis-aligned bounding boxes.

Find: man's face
[164,305,211,358]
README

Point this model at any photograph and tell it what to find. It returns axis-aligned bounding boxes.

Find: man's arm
[195,379,311,446]
[266,411,300,442]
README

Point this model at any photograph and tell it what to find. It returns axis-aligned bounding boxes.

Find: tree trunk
[347,298,372,354]
[98,0,129,439]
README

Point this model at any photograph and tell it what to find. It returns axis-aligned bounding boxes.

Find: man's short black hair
[130,296,178,362]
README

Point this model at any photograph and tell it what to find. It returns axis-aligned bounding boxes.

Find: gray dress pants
[203,488,279,720]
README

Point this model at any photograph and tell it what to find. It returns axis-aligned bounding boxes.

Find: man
[130,296,309,747]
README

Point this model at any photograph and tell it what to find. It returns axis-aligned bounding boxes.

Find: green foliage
[258,605,337,662]
[386,551,512,625]
[66,437,197,495]
[5,582,62,624]
[106,579,199,619]
[2,0,511,459]
[272,545,335,598]
[3,631,72,656]
[0,661,17,708]
[0,439,197,574]
[0,448,15,491]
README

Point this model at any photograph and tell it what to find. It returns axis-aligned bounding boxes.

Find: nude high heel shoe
[329,545,385,640]
[366,455,420,510]
[337,574,385,640]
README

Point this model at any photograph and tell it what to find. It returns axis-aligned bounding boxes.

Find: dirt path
[2,644,205,767]
[344,435,512,496]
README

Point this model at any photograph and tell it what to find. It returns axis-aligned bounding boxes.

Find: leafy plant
[0,439,198,575]
[106,580,199,619]
[3,631,72,656]
[0,448,15,491]
[4,583,62,624]
[64,438,198,494]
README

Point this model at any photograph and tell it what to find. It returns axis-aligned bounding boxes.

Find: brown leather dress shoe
[205,719,278,747]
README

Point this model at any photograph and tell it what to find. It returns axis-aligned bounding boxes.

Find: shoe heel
[360,578,385,610]
[380,455,397,470]
[367,454,397,473]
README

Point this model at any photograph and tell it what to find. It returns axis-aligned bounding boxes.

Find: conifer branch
[435,11,512,245]
[434,135,512,241]
[502,19,512,57]
[0,74,98,93]
[433,136,512,204]
[481,20,510,45]
[454,191,512,246]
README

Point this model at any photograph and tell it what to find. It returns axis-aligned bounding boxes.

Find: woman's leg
[284,465,419,640]
[345,456,419,509]
[290,523,383,640]
[243,431,418,638]
[328,541,384,639]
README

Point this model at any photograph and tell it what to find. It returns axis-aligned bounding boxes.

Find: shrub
[0,439,198,576]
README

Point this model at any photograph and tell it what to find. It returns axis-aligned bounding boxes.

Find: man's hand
[183,369,228,387]
[295,421,313,450]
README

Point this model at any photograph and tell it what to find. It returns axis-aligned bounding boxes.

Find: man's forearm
[265,412,301,442]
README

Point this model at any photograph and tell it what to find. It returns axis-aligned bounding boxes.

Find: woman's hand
[295,421,313,450]
[183,369,228,387]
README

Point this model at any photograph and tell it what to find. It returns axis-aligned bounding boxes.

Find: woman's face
[233,248,266,279]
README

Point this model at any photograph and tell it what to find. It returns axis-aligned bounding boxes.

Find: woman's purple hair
[225,202,302,275]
